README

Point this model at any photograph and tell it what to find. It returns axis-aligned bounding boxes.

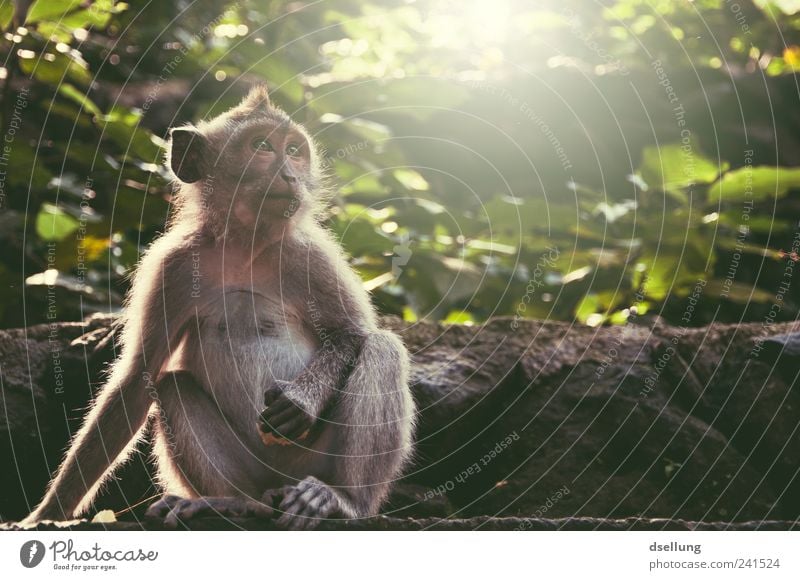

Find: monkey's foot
[274,476,341,531]
[145,495,274,529]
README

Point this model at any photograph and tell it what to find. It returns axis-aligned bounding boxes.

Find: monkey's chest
[183,289,318,422]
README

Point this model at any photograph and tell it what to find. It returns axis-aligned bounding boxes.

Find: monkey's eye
[286,144,301,157]
[251,137,274,152]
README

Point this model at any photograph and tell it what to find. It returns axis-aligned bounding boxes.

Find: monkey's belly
[187,291,318,427]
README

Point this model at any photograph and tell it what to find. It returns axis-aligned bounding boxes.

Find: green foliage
[2,0,800,328]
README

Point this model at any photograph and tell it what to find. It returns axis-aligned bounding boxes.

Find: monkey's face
[168,87,320,232]
[219,120,313,227]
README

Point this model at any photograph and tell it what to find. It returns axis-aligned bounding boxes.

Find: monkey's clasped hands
[260,380,315,444]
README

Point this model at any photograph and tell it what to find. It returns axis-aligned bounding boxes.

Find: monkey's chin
[264,195,301,219]
[265,192,296,200]
[264,194,297,204]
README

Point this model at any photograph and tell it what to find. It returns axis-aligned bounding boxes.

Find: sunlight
[431,0,513,47]
[464,0,512,44]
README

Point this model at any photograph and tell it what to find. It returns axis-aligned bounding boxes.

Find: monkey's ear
[169,127,207,183]
[241,84,271,111]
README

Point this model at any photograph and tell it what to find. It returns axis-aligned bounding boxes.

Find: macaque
[23,85,416,530]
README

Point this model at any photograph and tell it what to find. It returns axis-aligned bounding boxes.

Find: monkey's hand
[259,380,315,443]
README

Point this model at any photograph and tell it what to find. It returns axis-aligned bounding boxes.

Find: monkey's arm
[260,228,378,440]
[261,330,362,439]
[263,228,415,524]
[24,236,194,524]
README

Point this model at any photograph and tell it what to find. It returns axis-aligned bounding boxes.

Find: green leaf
[18,52,91,86]
[36,203,80,241]
[319,114,393,143]
[702,279,775,303]
[58,84,101,117]
[638,142,725,194]
[100,107,161,160]
[26,0,83,24]
[575,293,601,324]
[0,2,12,29]
[393,168,429,191]
[340,174,385,196]
[402,305,418,322]
[443,310,475,324]
[709,166,800,202]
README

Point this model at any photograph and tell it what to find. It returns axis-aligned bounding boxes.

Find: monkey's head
[167,85,324,237]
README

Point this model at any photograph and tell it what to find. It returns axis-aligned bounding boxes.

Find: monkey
[22,85,416,530]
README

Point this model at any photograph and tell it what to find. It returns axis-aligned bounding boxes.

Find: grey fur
[23,86,416,529]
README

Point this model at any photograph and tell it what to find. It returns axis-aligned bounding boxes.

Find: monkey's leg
[274,330,415,530]
[147,372,275,527]
[22,357,153,524]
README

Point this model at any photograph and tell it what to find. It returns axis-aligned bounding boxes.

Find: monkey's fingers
[260,486,292,509]
[258,426,310,447]
[145,494,183,519]
[277,477,338,530]
[262,409,310,438]
[272,416,312,440]
[260,404,299,430]
[163,498,194,529]
[260,403,313,441]
[154,497,274,528]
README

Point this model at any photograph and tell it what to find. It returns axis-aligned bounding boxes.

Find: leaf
[393,168,429,191]
[709,166,800,202]
[769,1,800,15]
[4,147,53,190]
[25,269,90,293]
[340,173,385,196]
[575,294,601,324]
[402,305,418,322]
[638,142,725,194]
[79,235,110,262]
[26,0,83,24]
[594,200,636,222]
[18,51,91,86]
[443,310,475,324]
[0,2,13,29]
[35,203,79,241]
[99,107,161,160]
[58,84,101,117]
[330,216,395,256]
[513,198,577,234]
[319,114,393,143]
[91,509,117,524]
[785,45,800,68]
[702,279,775,303]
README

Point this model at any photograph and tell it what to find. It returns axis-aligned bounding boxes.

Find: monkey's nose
[281,171,297,184]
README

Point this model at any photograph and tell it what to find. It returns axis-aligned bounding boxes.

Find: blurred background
[2,0,800,330]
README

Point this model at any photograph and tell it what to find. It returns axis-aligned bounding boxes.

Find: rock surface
[1,315,798,530]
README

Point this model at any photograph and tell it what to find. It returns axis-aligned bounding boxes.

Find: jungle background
[2,0,800,330]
